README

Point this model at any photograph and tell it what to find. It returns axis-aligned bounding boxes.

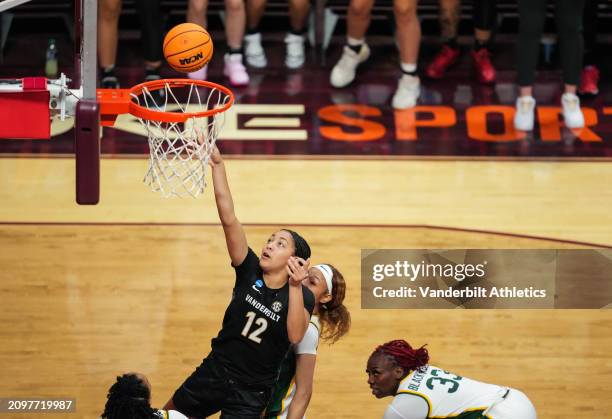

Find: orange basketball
[163,23,213,73]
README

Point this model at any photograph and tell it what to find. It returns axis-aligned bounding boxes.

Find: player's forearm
[211,157,248,265]
[287,286,308,344]
[211,161,237,225]
[287,388,312,419]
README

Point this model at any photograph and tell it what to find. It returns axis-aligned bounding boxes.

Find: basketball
[163,23,213,73]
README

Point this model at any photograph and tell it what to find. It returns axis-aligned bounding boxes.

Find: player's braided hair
[101,373,156,419]
[318,264,351,344]
[374,340,429,373]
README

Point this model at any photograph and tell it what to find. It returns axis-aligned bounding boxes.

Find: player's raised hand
[287,257,310,286]
[208,145,223,167]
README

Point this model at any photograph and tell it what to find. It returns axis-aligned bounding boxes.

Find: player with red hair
[366,340,537,419]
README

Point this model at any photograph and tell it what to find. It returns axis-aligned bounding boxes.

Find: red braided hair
[374,340,429,372]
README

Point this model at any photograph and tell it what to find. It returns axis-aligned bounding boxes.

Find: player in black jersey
[164,146,316,418]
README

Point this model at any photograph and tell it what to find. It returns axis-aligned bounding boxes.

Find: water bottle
[541,35,556,66]
[45,38,58,78]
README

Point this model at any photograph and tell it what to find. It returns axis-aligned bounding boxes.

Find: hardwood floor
[0,156,611,418]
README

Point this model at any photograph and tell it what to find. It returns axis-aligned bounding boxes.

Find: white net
[131,81,232,198]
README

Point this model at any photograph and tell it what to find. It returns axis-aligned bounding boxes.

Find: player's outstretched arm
[286,353,316,419]
[286,257,310,343]
[210,146,248,266]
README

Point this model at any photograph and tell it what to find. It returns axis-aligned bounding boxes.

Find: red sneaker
[579,66,600,96]
[471,48,496,84]
[425,45,460,79]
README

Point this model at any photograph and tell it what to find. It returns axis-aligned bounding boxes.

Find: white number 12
[241,311,268,344]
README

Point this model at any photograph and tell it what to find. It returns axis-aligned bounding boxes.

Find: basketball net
[130,81,232,198]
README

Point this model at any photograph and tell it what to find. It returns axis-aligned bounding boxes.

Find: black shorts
[172,354,271,418]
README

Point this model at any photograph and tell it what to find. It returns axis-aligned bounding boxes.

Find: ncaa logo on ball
[271,301,283,312]
[179,51,203,66]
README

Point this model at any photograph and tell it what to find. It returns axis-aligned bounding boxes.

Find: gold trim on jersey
[278,378,296,418]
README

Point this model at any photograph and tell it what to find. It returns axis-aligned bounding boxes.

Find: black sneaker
[101,71,120,89]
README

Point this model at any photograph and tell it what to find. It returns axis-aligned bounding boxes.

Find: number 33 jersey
[396,365,509,418]
[211,248,315,387]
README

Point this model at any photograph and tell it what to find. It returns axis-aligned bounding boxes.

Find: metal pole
[75,0,100,205]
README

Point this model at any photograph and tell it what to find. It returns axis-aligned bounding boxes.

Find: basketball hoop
[98,79,234,198]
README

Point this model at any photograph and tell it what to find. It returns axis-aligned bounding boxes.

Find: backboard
[0,0,100,205]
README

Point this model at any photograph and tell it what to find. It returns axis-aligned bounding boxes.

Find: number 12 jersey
[211,248,315,387]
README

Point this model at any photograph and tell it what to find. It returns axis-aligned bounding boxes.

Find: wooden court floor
[1,157,612,418]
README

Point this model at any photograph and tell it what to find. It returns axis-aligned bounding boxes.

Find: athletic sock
[400,62,417,76]
[347,36,364,54]
[102,65,115,76]
[290,27,306,36]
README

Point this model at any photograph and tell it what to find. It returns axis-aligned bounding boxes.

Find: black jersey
[211,248,315,387]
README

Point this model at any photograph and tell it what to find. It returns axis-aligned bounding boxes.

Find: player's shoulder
[305,319,321,343]
[240,247,260,267]
[233,247,262,282]
[387,392,430,419]
[296,316,321,354]
[309,315,321,333]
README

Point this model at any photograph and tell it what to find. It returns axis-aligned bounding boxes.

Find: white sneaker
[223,53,250,86]
[392,74,420,109]
[514,96,536,131]
[244,32,267,68]
[330,44,370,88]
[187,65,207,80]
[561,92,585,128]
[285,33,305,69]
